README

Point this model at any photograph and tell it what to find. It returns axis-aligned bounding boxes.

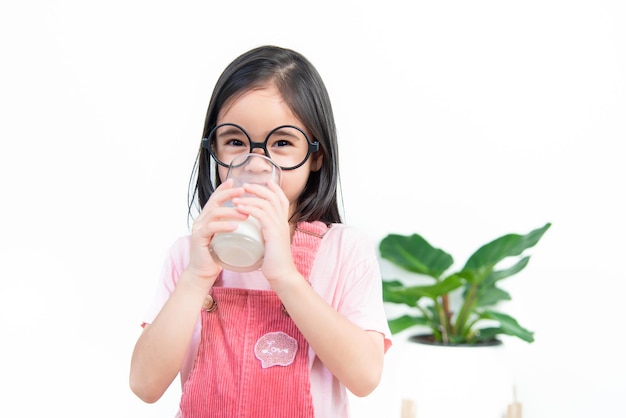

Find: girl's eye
[273,139,292,147]
[226,139,246,147]
[269,132,299,148]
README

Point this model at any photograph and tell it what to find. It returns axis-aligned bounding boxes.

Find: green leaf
[475,286,511,307]
[387,315,430,334]
[413,275,464,299]
[382,280,422,306]
[485,256,530,286]
[474,327,501,342]
[480,310,535,343]
[382,276,464,306]
[461,223,551,282]
[380,234,454,278]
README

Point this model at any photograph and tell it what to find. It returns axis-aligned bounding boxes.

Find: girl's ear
[310,152,323,172]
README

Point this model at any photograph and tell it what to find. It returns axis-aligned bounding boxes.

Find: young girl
[130,45,392,418]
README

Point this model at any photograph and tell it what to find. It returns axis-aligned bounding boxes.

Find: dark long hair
[188,45,342,225]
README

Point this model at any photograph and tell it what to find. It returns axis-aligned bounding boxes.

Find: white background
[1,1,624,417]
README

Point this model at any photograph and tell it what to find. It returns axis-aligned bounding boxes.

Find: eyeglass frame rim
[201,122,320,171]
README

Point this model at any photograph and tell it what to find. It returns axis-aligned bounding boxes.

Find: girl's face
[216,85,322,220]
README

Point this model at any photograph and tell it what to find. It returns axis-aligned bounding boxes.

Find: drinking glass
[209,153,282,272]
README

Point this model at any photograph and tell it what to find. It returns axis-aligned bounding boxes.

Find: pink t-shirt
[142,223,392,418]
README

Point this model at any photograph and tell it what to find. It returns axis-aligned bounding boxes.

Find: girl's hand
[186,179,247,286]
[232,180,297,284]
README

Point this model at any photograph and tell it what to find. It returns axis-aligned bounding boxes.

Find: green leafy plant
[380,223,551,345]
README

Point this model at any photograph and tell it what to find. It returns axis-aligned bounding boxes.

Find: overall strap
[291,221,329,280]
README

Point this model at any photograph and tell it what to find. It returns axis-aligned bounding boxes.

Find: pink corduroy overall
[179,221,328,418]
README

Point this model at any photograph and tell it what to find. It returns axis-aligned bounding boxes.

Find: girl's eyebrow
[216,127,247,137]
[271,127,304,140]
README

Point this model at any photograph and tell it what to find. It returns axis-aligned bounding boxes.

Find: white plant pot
[391,335,515,418]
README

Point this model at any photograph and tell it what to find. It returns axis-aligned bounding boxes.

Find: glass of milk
[209,153,282,272]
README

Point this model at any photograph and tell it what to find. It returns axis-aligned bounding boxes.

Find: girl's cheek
[218,167,229,184]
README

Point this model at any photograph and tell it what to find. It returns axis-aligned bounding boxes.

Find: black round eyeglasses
[202,123,320,170]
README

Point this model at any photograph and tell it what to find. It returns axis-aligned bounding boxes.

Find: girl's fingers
[233,184,290,242]
[235,182,287,208]
[194,181,245,225]
[198,180,239,212]
[191,179,250,249]
[192,206,248,241]
[186,180,263,281]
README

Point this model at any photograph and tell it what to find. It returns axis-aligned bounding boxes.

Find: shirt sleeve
[140,236,201,386]
[313,225,393,352]
[141,236,190,326]
[341,250,393,352]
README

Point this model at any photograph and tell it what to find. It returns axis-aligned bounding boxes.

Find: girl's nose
[245,153,274,173]
[234,154,281,186]
[250,148,267,158]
